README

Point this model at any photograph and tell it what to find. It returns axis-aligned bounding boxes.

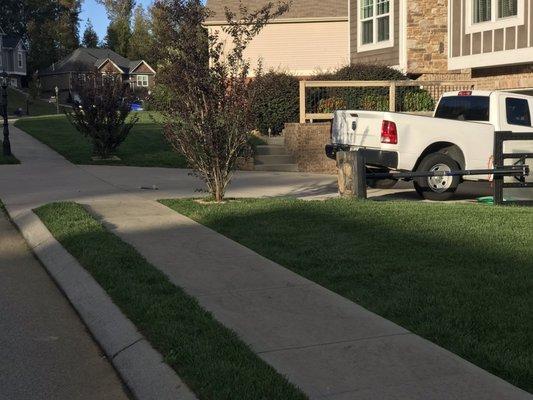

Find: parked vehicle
[326,90,533,200]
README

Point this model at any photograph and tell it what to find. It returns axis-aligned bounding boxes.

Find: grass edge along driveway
[160,197,533,394]
[35,202,307,400]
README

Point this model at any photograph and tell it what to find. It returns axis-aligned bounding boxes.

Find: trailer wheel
[366,168,398,189]
[414,153,460,201]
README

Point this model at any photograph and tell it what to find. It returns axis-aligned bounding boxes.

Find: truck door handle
[351,121,357,131]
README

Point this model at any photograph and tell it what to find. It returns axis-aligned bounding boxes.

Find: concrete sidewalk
[0,210,129,400]
[85,198,532,400]
[1,124,531,400]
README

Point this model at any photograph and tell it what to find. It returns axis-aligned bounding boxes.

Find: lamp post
[1,70,11,157]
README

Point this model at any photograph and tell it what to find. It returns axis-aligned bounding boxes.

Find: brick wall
[283,122,336,174]
[407,0,449,74]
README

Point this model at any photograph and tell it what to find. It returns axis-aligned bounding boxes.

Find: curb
[6,206,197,400]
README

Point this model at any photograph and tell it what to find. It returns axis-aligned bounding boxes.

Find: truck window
[435,96,490,121]
[505,98,531,127]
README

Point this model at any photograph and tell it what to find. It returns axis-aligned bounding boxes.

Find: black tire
[366,168,398,189]
[413,153,460,201]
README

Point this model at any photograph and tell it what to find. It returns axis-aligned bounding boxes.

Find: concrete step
[255,145,289,156]
[265,136,285,146]
[254,155,294,165]
[254,164,299,172]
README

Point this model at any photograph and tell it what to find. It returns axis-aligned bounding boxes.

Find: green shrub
[317,97,347,113]
[401,89,435,111]
[360,94,389,111]
[310,64,408,111]
[250,71,299,135]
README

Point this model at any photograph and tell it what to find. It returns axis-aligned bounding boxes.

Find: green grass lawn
[14,113,188,168]
[0,153,20,164]
[35,202,306,400]
[7,88,60,116]
[160,198,533,394]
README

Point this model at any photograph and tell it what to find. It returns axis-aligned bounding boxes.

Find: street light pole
[1,71,11,157]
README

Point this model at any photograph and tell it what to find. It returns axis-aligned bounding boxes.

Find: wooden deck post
[389,81,396,112]
[299,80,306,124]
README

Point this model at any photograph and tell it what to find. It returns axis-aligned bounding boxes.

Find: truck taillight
[381,120,398,144]
[458,91,472,96]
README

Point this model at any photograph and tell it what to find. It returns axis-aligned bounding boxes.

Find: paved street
[0,210,129,400]
[0,124,528,400]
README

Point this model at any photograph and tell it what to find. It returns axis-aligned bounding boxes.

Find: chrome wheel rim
[427,163,452,193]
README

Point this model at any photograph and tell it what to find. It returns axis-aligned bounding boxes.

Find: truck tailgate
[331,110,384,148]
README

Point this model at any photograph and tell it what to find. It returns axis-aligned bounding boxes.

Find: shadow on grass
[35,202,307,400]
[162,198,533,394]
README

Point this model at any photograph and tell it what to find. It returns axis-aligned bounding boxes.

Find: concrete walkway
[0,124,530,400]
[0,209,129,400]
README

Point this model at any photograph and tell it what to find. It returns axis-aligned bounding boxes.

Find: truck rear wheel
[366,168,398,189]
[414,153,460,201]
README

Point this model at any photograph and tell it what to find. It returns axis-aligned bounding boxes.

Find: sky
[80,0,154,42]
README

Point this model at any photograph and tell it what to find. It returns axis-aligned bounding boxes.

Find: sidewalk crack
[111,338,143,359]
[256,332,412,355]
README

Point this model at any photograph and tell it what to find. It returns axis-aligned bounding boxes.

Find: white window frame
[357,0,394,52]
[17,51,23,68]
[136,75,149,87]
[465,0,524,34]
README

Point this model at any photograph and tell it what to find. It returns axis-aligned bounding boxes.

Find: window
[468,0,522,32]
[17,52,22,68]
[358,0,393,51]
[136,75,148,87]
[506,97,531,126]
[499,0,517,18]
[435,96,490,121]
[473,0,491,23]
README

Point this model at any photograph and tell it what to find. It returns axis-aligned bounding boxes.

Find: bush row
[250,64,435,135]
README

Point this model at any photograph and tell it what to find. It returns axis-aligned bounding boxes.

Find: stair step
[255,145,289,156]
[254,164,299,172]
[265,136,285,146]
[254,155,294,165]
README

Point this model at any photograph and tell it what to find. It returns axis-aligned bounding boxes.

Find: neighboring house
[39,48,156,102]
[0,27,27,88]
[205,0,350,76]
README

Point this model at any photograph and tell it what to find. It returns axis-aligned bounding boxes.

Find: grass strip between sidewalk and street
[35,202,307,400]
[160,197,533,394]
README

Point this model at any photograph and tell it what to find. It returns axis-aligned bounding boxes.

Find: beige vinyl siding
[449,0,533,69]
[350,0,400,66]
[208,20,349,76]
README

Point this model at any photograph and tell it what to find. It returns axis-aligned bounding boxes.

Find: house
[0,27,27,88]
[348,0,533,88]
[39,48,156,102]
[447,0,533,89]
[205,0,350,76]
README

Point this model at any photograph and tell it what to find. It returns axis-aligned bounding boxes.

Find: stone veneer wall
[283,123,337,174]
[407,0,449,74]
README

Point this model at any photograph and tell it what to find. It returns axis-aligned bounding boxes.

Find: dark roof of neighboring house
[205,0,348,22]
[2,35,23,48]
[39,48,153,76]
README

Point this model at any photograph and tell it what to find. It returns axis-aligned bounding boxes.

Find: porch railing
[299,80,475,123]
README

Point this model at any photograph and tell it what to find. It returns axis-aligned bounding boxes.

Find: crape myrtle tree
[153,0,289,202]
[66,72,139,159]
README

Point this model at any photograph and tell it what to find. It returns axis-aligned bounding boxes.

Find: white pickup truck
[326,90,533,200]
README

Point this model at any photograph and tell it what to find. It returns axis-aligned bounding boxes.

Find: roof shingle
[205,0,347,22]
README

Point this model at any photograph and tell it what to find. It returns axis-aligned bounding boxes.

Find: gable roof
[2,35,23,49]
[39,48,155,76]
[205,0,348,23]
